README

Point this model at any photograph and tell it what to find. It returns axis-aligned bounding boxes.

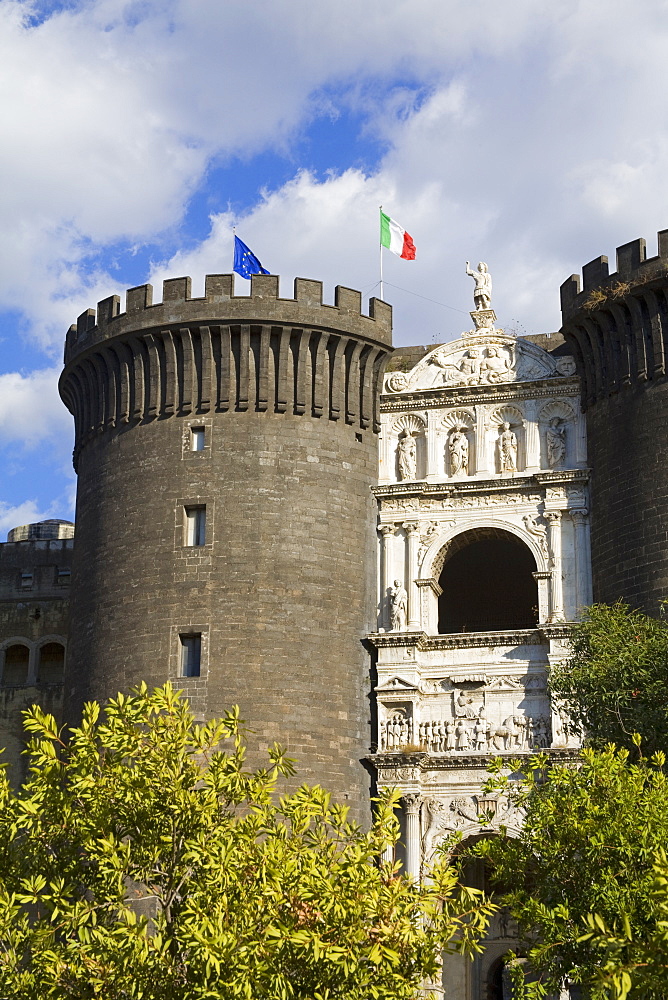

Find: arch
[37,639,66,684]
[436,527,539,634]
[2,642,30,686]
[422,518,549,581]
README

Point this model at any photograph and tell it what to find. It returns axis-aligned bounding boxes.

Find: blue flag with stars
[233,235,270,279]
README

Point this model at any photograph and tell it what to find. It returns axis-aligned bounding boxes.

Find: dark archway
[3,644,30,686]
[438,528,538,633]
[38,642,65,684]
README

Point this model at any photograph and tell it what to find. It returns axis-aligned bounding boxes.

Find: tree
[549,602,668,755]
[473,744,668,999]
[0,683,494,999]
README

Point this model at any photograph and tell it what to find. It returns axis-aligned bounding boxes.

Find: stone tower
[560,231,668,615]
[58,273,392,821]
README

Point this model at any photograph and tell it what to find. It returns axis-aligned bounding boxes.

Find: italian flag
[380,210,416,260]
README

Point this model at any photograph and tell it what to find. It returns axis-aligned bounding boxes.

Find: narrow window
[191,426,205,452]
[57,568,71,586]
[20,571,33,590]
[185,506,206,546]
[180,634,201,677]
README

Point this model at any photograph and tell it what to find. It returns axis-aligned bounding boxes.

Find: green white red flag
[380,210,416,260]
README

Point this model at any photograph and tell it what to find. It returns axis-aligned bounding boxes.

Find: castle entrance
[438,528,538,634]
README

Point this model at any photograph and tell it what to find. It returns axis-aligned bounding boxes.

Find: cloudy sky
[1,0,667,534]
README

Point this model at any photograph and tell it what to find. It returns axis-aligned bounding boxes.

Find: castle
[2,230,668,1000]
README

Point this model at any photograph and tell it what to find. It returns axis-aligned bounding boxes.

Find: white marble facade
[368,321,587,999]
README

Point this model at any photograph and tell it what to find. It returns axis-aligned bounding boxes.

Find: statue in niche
[454,689,477,719]
[547,417,567,468]
[498,422,518,473]
[480,345,514,384]
[390,579,408,631]
[397,430,417,481]
[448,426,469,475]
[523,514,549,560]
[466,261,492,310]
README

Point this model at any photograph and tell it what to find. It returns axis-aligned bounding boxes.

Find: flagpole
[379,205,384,300]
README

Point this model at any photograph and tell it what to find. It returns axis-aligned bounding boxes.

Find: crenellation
[561,230,668,320]
[77,308,96,338]
[64,274,392,363]
[163,276,192,303]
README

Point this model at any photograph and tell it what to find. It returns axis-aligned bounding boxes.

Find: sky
[1,0,668,535]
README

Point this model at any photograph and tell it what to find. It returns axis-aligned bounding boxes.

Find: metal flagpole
[379,205,384,300]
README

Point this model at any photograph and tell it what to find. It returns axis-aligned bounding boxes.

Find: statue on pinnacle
[466,261,492,311]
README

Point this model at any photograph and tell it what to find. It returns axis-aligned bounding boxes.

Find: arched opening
[2,644,30,686]
[438,529,538,634]
[37,642,65,684]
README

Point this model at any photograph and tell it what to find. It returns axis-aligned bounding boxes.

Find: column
[575,410,587,465]
[524,400,540,471]
[403,793,421,879]
[474,404,488,476]
[404,522,420,630]
[379,525,396,631]
[532,571,552,625]
[378,425,393,484]
[426,410,440,480]
[545,511,564,622]
[0,647,4,685]
[571,509,591,616]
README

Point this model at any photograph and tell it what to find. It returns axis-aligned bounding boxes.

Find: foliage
[0,683,494,1000]
[472,744,668,999]
[549,603,668,755]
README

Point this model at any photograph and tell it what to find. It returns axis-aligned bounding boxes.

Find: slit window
[191,427,206,452]
[185,506,206,546]
[180,634,201,677]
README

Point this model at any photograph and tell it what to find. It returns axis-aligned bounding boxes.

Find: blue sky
[2,0,668,535]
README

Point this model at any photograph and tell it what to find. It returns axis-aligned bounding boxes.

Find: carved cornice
[366,746,581,773]
[367,628,554,650]
[380,375,580,412]
[374,470,590,503]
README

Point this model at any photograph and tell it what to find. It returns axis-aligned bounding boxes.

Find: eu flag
[233,235,270,279]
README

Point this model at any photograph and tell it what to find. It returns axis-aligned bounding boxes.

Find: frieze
[368,628,549,650]
[380,492,544,513]
[380,376,580,412]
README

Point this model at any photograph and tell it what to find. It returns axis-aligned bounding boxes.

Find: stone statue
[454,689,477,718]
[445,719,456,751]
[455,720,471,751]
[474,716,489,751]
[480,345,514,383]
[448,427,469,475]
[397,430,417,481]
[432,346,481,386]
[466,261,492,311]
[390,579,408,631]
[547,417,567,468]
[523,514,549,560]
[498,422,518,472]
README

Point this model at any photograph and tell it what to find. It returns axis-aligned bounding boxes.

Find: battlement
[560,229,668,320]
[64,274,392,363]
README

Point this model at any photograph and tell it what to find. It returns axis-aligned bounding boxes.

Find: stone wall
[0,526,72,785]
[59,274,392,824]
[561,231,668,613]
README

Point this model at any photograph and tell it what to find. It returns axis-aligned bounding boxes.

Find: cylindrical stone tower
[59,273,392,821]
[560,230,668,615]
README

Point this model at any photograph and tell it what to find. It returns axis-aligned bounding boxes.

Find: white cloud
[0,366,72,449]
[0,499,52,536]
[1,0,668,352]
